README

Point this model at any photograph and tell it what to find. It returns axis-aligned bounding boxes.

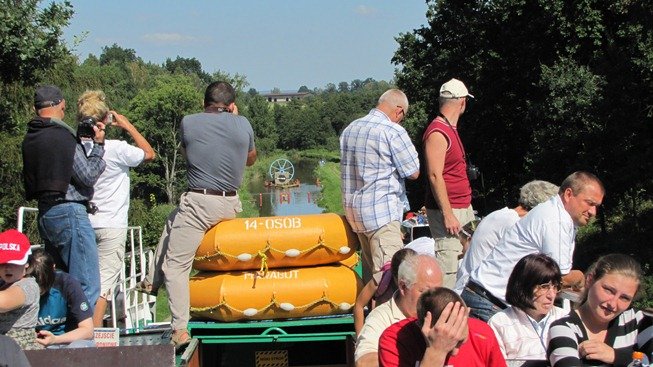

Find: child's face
[0,263,27,283]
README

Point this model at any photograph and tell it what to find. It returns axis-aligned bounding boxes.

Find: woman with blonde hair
[547,253,653,366]
[77,90,155,326]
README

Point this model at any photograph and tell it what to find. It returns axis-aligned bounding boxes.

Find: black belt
[188,188,237,197]
[465,281,508,309]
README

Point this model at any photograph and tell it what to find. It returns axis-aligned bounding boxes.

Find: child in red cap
[0,229,42,350]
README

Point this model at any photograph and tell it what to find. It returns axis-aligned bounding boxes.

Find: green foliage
[99,43,138,66]
[0,0,73,131]
[128,197,176,249]
[0,0,73,85]
[128,74,203,204]
[240,95,278,154]
[394,0,653,215]
[164,56,211,83]
[0,132,28,227]
[314,162,343,215]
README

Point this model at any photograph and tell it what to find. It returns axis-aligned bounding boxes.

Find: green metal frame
[188,315,355,344]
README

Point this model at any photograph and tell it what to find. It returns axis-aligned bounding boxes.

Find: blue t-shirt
[36,271,92,335]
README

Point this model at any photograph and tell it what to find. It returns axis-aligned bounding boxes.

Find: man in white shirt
[77,90,156,326]
[461,171,604,321]
[454,180,559,294]
[355,254,442,367]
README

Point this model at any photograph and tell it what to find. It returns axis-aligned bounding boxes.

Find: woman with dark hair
[547,253,653,367]
[32,249,95,348]
[488,253,568,361]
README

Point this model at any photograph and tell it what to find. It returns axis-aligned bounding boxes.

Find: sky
[62,1,429,92]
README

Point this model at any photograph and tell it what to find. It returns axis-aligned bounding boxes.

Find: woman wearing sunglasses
[489,253,568,361]
[547,253,653,367]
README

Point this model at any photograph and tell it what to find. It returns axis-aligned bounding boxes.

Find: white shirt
[354,293,406,361]
[405,236,435,257]
[489,306,568,360]
[454,207,520,294]
[469,195,576,302]
[89,139,145,228]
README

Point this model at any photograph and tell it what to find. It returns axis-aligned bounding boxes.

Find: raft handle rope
[193,232,352,268]
[190,291,353,317]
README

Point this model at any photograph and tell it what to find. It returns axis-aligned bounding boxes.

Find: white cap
[440,78,474,99]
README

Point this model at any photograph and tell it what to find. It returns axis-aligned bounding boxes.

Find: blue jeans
[461,287,504,322]
[38,202,100,310]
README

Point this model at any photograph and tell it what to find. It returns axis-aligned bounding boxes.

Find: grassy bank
[314,161,343,215]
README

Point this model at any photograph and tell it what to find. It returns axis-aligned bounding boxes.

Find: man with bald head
[340,89,420,286]
[355,254,443,367]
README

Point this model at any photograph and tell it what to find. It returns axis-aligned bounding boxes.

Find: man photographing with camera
[22,85,105,310]
[423,78,476,289]
[141,81,256,349]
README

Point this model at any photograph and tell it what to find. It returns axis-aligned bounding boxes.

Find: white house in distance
[262,91,311,104]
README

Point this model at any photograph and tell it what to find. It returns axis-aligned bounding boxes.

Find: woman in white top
[489,253,568,361]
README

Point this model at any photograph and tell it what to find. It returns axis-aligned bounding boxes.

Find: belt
[188,188,237,197]
[465,281,507,309]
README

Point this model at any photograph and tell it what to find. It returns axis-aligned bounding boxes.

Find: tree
[128,74,202,204]
[0,0,73,86]
[99,43,138,66]
[242,95,277,154]
[297,85,310,93]
[164,56,211,83]
[276,99,337,150]
[393,0,652,210]
[393,0,653,263]
[0,0,74,131]
[338,82,349,93]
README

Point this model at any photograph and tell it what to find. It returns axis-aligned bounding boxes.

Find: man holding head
[355,254,442,367]
[143,81,256,348]
[423,78,476,289]
[379,287,506,367]
[463,171,605,321]
[22,85,106,310]
[340,89,420,286]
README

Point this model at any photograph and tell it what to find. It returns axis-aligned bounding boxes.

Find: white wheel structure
[268,158,295,180]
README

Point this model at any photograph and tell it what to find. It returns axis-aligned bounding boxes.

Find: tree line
[394,0,652,270]
[0,0,404,239]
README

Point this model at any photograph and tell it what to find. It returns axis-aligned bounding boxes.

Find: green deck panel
[187,314,355,344]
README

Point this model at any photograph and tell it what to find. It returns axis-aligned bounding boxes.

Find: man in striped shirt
[340,89,420,285]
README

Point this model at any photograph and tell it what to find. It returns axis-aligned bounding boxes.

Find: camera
[467,162,481,181]
[77,116,97,139]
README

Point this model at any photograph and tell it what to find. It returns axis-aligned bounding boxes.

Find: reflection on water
[248,159,326,217]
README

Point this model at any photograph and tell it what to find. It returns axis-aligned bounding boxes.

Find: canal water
[247,158,326,217]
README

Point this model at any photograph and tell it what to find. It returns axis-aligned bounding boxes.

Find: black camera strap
[438,114,467,161]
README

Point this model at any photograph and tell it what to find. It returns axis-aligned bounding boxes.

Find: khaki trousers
[427,205,475,289]
[357,221,404,285]
[150,191,241,331]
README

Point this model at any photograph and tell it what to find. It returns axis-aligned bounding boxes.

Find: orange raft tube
[190,264,363,322]
[193,213,359,271]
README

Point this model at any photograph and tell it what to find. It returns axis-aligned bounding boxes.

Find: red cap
[0,229,32,265]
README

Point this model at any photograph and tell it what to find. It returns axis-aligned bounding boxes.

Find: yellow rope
[193,232,349,263]
[190,291,345,316]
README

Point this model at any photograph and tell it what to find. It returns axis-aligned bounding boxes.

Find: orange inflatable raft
[193,213,359,271]
[190,264,363,322]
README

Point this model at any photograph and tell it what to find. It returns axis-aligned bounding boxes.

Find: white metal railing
[17,206,157,330]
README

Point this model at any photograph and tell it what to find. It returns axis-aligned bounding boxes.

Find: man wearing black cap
[22,85,106,311]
